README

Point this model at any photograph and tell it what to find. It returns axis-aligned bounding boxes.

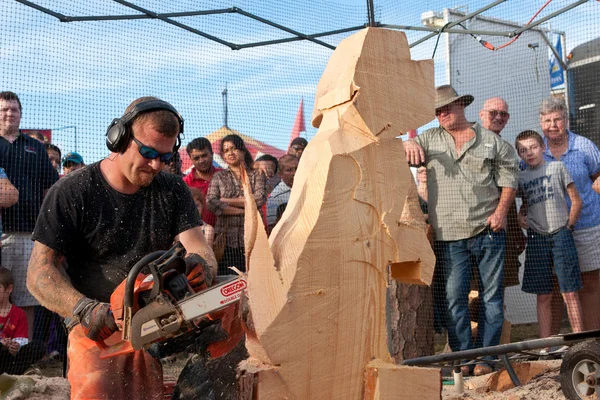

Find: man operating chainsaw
[26,97,217,400]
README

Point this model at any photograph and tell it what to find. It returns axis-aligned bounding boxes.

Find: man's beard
[132,169,158,187]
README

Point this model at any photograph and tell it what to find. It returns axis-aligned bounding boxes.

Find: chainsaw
[97,242,247,359]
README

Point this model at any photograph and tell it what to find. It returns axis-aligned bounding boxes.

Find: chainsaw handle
[124,250,166,308]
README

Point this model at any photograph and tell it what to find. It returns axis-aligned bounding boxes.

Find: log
[483,362,554,392]
[363,360,441,400]
[388,280,434,362]
[239,27,438,399]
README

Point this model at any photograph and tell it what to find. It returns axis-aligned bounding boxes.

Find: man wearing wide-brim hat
[434,84,474,110]
[403,85,519,376]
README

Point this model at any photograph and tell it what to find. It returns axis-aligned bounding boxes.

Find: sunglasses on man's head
[132,136,175,163]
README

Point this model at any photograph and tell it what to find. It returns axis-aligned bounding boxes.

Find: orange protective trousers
[67,325,164,400]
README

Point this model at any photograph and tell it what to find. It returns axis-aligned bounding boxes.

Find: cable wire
[479,0,554,51]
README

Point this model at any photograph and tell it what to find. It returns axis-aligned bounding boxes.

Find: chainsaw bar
[178,275,247,322]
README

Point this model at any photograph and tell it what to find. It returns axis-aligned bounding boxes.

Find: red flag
[289,99,306,144]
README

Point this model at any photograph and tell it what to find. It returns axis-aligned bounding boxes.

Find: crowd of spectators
[184,134,305,274]
[1,85,598,380]
[0,90,307,376]
[407,85,600,376]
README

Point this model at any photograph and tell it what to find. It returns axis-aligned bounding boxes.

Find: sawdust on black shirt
[32,162,202,302]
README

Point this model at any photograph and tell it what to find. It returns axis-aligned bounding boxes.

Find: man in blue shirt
[0,91,59,339]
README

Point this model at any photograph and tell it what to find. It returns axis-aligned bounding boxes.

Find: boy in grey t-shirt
[516,130,583,340]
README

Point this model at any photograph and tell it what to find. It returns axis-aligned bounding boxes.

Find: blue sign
[549,35,565,88]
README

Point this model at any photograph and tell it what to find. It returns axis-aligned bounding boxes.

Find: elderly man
[479,98,524,287]
[404,85,519,376]
[479,97,510,135]
[471,97,525,348]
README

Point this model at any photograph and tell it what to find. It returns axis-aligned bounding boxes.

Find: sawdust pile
[0,374,69,399]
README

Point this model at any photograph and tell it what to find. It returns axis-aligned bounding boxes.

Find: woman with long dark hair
[206,134,266,274]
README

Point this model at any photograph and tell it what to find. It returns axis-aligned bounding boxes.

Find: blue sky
[1,0,599,163]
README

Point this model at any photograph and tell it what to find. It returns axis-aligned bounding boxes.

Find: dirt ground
[4,332,572,400]
[9,361,568,400]
[0,353,189,400]
[0,375,69,400]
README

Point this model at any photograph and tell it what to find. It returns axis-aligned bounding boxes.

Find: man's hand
[185,253,214,293]
[256,164,274,179]
[72,297,118,341]
[515,231,526,254]
[486,211,507,232]
[517,212,529,230]
[403,139,426,166]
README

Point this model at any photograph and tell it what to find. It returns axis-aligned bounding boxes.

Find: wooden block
[364,360,441,400]
[500,319,512,345]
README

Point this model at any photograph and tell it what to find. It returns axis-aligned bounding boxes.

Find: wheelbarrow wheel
[560,340,600,400]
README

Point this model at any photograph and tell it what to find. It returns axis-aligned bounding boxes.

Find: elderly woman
[207,134,266,274]
[537,97,600,331]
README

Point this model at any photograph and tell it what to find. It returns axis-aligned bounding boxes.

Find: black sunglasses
[484,109,510,119]
[132,136,175,163]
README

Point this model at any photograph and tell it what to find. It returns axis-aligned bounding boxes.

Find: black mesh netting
[1,0,600,396]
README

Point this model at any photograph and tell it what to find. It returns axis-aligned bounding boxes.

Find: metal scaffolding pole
[66,9,235,22]
[382,24,512,37]
[409,0,508,48]
[112,0,238,49]
[512,0,592,36]
[13,0,594,52]
[366,0,376,27]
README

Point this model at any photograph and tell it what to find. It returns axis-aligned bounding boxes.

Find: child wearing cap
[516,130,584,340]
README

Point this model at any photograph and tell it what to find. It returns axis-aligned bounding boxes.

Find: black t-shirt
[32,162,202,302]
[0,133,59,232]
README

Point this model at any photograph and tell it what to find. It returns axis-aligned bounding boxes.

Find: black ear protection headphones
[105,99,184,154]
